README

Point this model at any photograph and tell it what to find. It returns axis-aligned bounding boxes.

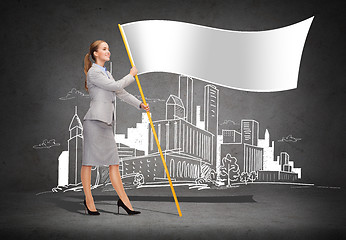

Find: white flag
[120,17,314,92]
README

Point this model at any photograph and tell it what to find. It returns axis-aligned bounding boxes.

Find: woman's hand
[130,66,138,77]
[140,102,150,112]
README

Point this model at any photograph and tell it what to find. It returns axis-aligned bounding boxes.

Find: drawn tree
[248,171,258,183]
[219,153,240,186]
[240,172,249,185]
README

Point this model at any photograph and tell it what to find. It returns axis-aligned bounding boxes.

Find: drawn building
[149,118,213,164]
[116,92,214,183]
[117,142,145,176]
[204,84,219,168]
[257,152,301,182]
[126,81,221,182]
[58,151,69,186]
[257,129,275,170]
[147,94,213,180]
[166,94,185,120]
[178,75,193,124]
[256,129,301,182]
[244,144,263,173]
[220,122,301,183]
[221,119,263,174]
[58,106,99,187]
[223,129,241,144]
[116,112,150,155]
[68,106,83,184]
[278,152,301,179]
[241,119,259,146]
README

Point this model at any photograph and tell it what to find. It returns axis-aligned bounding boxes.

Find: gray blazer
[83,63,142,124]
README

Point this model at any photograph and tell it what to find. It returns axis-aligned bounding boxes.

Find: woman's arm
[115,88,142,110]
[88,70,135,91]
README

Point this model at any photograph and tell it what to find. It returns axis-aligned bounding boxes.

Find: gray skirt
[82,119,120,166]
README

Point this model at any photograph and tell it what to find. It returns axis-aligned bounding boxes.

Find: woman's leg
[81,165,97,211]
[109,164,134,210]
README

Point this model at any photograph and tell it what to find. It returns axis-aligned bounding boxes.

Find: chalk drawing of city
[45,74,309,195]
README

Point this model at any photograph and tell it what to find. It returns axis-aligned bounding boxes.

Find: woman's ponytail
[84,52,92,92]
[83,40,105,92]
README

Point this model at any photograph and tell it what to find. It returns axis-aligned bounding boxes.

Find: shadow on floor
[44,194,256,215]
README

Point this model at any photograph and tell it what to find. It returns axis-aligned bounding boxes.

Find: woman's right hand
[130,66,138,77]
[140,102,150,112]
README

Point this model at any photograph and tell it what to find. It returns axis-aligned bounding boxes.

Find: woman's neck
[95,60,105,67]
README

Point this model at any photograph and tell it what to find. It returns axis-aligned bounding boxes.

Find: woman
[81,40,150,215]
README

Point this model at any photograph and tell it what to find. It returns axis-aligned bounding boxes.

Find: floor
[1,184,345,240]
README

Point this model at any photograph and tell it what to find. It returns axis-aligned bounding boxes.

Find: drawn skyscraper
[258,129,275,170]
[204,84,219,167]
[178,75,194,124]
[68,106,83,184]
[241,119,259,146]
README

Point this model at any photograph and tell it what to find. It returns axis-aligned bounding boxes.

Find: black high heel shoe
[117,198,141,215]
[83,198,100,215]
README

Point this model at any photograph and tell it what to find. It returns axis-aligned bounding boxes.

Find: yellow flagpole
[118,24,182,217]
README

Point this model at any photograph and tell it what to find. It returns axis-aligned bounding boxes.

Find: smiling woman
[81,40,150,216]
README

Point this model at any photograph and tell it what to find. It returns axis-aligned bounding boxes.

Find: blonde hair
[84,40,106,91]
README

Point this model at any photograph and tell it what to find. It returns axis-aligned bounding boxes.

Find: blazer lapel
[92,63,109,78]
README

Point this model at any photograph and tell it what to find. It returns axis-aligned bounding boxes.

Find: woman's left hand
[140,102,150,112]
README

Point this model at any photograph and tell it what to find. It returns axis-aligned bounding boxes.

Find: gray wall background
[1,0,345,192]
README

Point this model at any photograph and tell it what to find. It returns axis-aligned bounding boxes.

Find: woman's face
[94,42,111,62]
